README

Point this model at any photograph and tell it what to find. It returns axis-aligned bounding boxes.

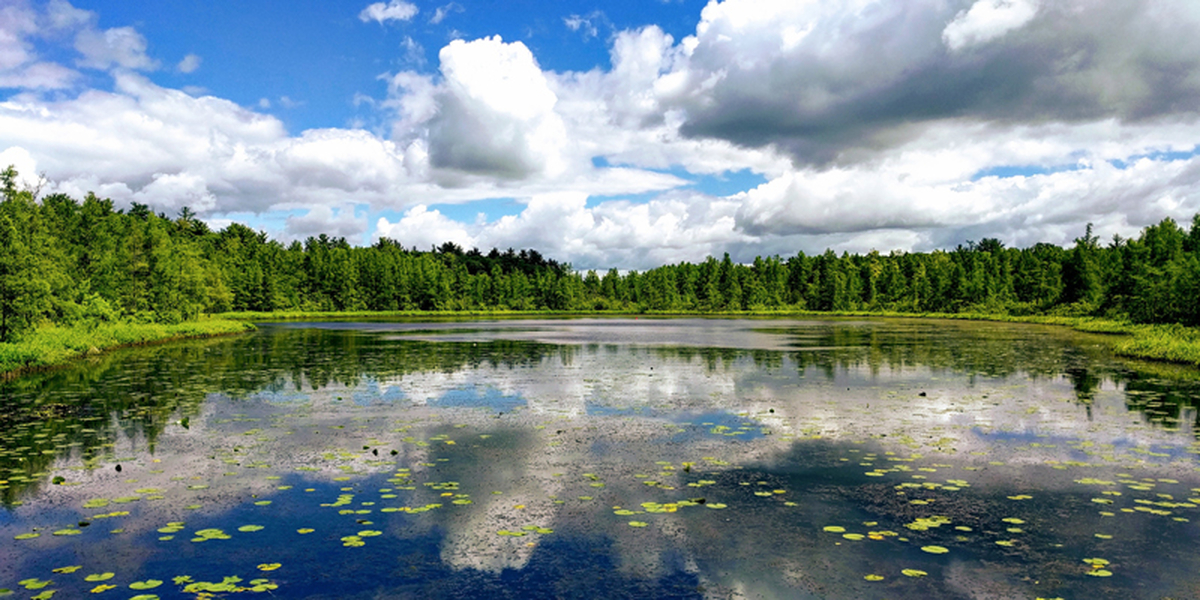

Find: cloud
[0,60,77,89]
[421,36,571,180]
[0,2,37,71]
[0,1,80,89]
[429,2,464,25]
[131,171,217,212]
[285,205,368,241]
[564,11,609,40]
[359,1,419,25]
[176,53,201,73]
[74,25,158,70]
[44,0,90,31]
[942,0,1040,51]
[375,205,475,250]
[729,123,1200,247]
[661,0,1200,166]
[8,0,1200,270]
[377,191,753,270]
[400,36,425,66]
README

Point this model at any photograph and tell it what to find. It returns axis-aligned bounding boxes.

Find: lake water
[2,317,1200,599]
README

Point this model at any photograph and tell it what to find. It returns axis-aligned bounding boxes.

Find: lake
[2,317,1200,599]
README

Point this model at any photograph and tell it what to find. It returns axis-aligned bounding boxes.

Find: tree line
[2,166,1199,342]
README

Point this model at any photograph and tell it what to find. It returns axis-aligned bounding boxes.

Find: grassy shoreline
[4,309,1197,378]
[0,319,256,378]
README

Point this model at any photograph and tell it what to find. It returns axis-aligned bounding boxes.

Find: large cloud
[663,0,1200,165]
[376,191,753,270]
[425,37,570,180]
[3,0,1200,270]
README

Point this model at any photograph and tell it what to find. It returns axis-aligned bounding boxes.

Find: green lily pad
[129,580,163,590]
[921,545,950,554]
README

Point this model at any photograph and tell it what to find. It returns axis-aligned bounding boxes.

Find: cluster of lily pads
[0,571,279,598]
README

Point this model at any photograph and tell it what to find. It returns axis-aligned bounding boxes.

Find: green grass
[0,319,256,377]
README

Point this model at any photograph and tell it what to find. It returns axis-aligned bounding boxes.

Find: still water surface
[2,318,1200,599]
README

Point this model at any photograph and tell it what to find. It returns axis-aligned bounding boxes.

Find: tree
[1060,223,1101,307]
[0,171,62,341]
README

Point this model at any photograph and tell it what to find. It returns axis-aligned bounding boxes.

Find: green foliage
[0,319,254,375]
[2,164,1200,367]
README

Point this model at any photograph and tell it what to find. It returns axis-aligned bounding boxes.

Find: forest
[3,165,1200,344]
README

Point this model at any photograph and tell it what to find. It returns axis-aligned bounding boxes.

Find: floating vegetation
[4,319,1200,598]
[191,528,232,542]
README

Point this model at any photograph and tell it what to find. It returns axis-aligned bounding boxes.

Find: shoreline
[0,320,257,379]
[220,308,1200,368]
[3,310,1197,379]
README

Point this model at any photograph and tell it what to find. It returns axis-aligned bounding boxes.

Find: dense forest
[2,165,1200,343]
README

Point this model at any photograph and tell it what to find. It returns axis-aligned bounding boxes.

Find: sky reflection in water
[2,318,1200,599]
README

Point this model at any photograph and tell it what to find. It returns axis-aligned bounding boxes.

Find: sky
[2,0,1200,270]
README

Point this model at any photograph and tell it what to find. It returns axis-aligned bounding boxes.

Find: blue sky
[71,0,704,135]
[3,0,1200,269]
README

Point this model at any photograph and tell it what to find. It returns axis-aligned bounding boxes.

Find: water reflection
[2,318,1200,599]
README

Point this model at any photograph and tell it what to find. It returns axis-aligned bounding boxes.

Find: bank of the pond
[216,308,1200,368]
[0,319,256,377]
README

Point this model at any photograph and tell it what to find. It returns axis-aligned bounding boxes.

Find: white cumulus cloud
[74,25,158,70]
[176,53,201,73]
[359,0,419,25]
[943,0,1040,51]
